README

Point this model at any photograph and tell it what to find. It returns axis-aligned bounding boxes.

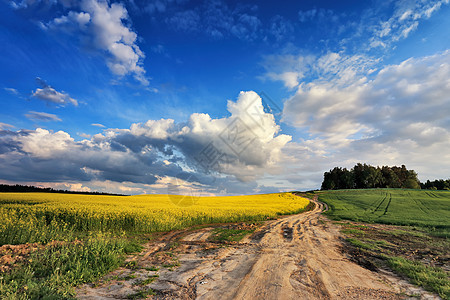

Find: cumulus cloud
[272,50,450,187]
[31,77,78,106]
[25,111,62,122]
[43,0,148,85]
[0,91,291,194]
[283,50,450,136]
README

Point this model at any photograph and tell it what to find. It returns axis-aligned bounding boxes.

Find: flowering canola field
[0,192,309,245]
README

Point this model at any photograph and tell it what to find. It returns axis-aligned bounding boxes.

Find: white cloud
[368,0,449,49]
[49,11,91,29]
[4,87,19,95]
[0,91,291,193]
[25,111,62,122]
[276,50,450,186]
[265,72,300,89]
[19,128,73,158]
[0,123,15,130]
[125,91,291,181]
[262,52,378,90]
[78,133,91,138]
[91,123,105,128]
[32,77,78,106]
[44,0,148,85]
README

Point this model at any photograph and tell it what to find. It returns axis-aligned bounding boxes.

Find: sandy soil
[76,196,440,299]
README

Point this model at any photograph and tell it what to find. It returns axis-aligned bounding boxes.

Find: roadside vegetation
[208,222,261,243]
[319,189,450,299]
[0,192,309,299]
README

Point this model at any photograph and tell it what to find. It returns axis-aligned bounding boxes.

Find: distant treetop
[0,184,126,196]
[321,163,421,190]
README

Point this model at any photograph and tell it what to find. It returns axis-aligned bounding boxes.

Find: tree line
[321,164,421,190]
[0,184,126,196]
[420,179,450,190]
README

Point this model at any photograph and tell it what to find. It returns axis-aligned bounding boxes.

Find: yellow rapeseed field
[0,192,309,245]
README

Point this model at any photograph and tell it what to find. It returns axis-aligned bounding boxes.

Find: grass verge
[338,222,450,299]
[386,256,449,299]
[0,234,138,299]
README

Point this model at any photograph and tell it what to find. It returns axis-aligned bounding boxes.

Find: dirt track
[77,196,438,299]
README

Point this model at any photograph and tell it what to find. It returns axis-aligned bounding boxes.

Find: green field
[0,192,309,299]
[319,189,450,230]
[320,189,450,298]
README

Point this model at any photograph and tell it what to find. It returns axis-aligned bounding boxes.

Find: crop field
[0,192,309,299]
[0,192,309,245]
[320,189,450,298]
[319,189,450,230]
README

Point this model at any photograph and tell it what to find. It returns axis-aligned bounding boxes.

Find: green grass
[386,256,450,299]
[326,189,450,298]
[0,234,134,299]
[320,189,450,235]
[345,238,378,250]
[135,275,159,286]
[0,192,308,298]
[127,288,156,299]
[340,228,365,236]
[208,227,256,242]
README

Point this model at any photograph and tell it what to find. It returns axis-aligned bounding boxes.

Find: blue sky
[1,0,449,195]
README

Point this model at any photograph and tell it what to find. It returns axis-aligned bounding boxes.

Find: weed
[345,238,378,250]
[0,192,310,298]
[135,275,159,286]
[387,256,449,299]
[124,274,137,280]
[209,227,256,242]
[127,288,156,299]
[341,228,365,236]
[125,260,139,270]
[0,234,129,299]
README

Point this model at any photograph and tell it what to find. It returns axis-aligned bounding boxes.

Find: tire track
[76,195,408,300]
[383,193,392,215]
[372,193,387,214]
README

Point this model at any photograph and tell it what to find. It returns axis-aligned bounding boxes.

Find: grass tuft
[387,256,450,299]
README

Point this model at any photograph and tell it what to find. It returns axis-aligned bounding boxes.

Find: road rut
[77,195,436,299]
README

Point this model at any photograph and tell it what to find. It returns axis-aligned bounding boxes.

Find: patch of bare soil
[0,243,41,272]
[76,196,436,299]
[338,221,448,299]
[0,240,82,273]
[340,221,449,271]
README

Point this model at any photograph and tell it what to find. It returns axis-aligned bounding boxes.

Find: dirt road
[77,196,438,299]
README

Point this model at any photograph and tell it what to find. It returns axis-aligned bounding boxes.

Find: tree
[404,178,420,189]
[321,163,421,190]
[380,166,401,188]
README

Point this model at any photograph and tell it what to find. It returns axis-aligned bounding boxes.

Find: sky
[0,0,449,195]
